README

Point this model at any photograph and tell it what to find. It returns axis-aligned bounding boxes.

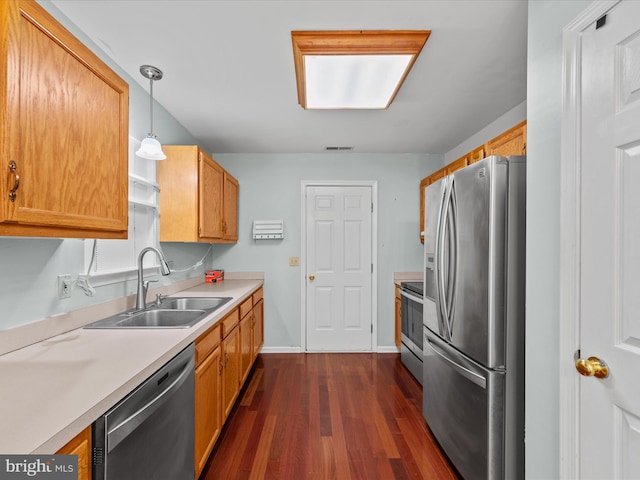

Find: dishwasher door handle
[107,359,193,452]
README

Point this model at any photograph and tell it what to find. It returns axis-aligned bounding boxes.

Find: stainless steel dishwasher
[92,344,195,480]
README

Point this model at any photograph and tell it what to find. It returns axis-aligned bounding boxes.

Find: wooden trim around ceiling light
[291,30,431,109]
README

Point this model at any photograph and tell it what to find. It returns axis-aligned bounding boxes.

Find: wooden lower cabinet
[56,426,91,480]
[193,287,264,477]
[194,342,222,478]
[221,324,241,422]
[395,285,401,348]
[239,311,253,384]
[252,297,264,361]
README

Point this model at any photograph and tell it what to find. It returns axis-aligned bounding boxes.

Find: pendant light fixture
[136,65,167,160]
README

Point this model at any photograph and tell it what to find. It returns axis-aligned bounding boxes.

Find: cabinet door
[56,426,91,480]
[445,156,469,175]
[1,0,128,238]
[239,312,253,384]
[199,152,224,239]
[486,120,527,157]
[223,172,239,241]
[395,286,401,348]
[252,298,264,360]
[194,345,222,478]
[221,326,240,421]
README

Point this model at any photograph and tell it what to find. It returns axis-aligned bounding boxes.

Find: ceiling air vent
[325,146,354,151]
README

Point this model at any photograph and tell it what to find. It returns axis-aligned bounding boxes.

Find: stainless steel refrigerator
[422,155,525,480]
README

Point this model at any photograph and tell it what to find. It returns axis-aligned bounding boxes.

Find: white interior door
[578,2,640,477]
[304,184,373,351]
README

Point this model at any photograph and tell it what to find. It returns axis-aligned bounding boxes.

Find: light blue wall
[526,1,591,478]
[0,2,212,331]
[210,153,443,348]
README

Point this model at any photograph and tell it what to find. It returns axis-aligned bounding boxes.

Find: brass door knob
[308,274,315,281]
[575,356,609,379]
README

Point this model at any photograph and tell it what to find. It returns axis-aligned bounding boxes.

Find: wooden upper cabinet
[418,120,526,242]
[158,145,238,243]
[0,0,129,238]
[222,172,239,241]
[486,120,527,157]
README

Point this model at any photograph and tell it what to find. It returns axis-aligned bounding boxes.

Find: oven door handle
[400,289,423,305]
[106,359,193,452]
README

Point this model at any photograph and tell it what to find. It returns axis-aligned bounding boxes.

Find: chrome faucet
[135,247,171,310]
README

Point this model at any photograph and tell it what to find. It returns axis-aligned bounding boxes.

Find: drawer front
[195,324,221,365]
[239,296,253,319]
[253,287,263,304]
[222,308,240,337]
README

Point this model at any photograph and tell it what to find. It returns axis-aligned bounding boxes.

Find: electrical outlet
[57,274,73,299]
[289,256,299,267]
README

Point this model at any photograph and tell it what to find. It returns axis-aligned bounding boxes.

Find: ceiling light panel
[292,30,431,110]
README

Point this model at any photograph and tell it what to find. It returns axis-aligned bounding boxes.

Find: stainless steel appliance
[400,281,424,384]
[422,155,525,480]
[93,344,195,480]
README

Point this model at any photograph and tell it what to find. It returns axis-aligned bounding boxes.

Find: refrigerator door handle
[445,178,458,340]
[434,179,449,337]
[426,337,487,389]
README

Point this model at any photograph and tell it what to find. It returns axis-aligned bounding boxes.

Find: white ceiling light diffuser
[292,30,431,110]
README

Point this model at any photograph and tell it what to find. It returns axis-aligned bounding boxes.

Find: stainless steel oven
[400,281,424,384]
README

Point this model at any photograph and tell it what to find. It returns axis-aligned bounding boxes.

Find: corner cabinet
[0,0,129,239]
[157,146,239,243]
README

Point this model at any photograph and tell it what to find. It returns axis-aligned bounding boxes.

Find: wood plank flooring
[201,353,461,480]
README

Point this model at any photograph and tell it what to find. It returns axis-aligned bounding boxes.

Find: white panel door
[305,185,372,351]
[579,3,640,477]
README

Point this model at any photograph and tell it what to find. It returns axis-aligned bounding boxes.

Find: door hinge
[596,14,607,30]
[371,264,373,274]
[371,202,374,213]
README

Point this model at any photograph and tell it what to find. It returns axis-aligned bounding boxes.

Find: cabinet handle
[8,161,19,202]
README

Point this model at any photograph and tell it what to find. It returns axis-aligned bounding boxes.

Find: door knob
[308,274,315,281]
[575,356,609,379]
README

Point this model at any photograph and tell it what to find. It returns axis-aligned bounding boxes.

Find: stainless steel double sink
[84,296,232,329]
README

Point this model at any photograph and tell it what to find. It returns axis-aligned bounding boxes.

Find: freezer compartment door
[422,329,505,480]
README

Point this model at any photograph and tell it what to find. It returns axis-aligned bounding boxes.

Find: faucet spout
[135,247,171,310]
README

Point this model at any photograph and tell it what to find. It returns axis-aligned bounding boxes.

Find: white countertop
[0,278,262,454]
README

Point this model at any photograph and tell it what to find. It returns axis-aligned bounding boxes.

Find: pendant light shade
[136,65,166,160]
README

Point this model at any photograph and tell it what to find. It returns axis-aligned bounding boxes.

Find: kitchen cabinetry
[395,285,401,348]
[239,296,253,384]
[486,120,527,157]
[194,324,222,478]
[252,288,264,361]
[419,120,526,242]
[0,0,129,239]
[56,426,91,480]
[223,173,239,241]
[157,145,239,243]
[221,309,241,421]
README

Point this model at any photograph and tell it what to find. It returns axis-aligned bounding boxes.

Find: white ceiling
[50,0,528,155]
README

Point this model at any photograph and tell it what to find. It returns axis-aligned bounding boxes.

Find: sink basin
[84,296,232,329]
[115,309,207,328]
[160,296,232,311]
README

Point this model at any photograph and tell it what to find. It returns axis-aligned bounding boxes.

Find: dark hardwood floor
[201,353,460,480]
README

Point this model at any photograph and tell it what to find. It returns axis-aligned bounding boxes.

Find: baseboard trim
[259,346,401,354]
[259,346,303,354]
